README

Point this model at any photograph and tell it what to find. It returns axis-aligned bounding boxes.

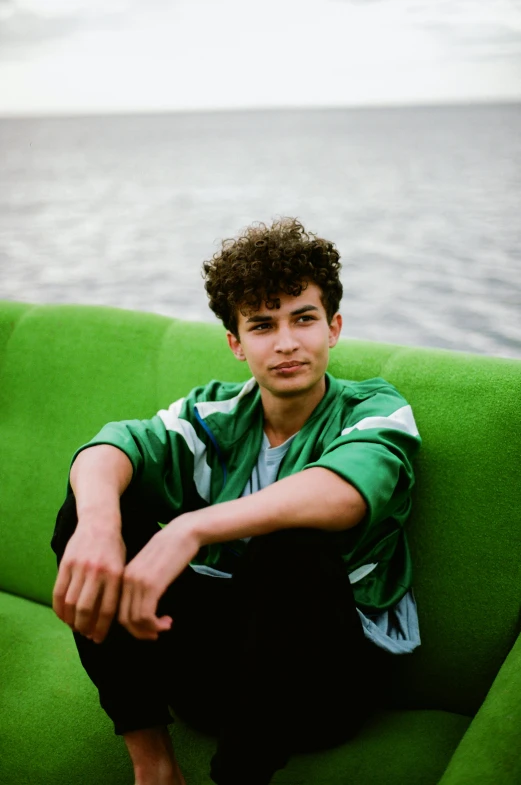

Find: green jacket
[72,373,421,613]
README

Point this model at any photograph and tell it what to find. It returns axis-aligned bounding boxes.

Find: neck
[261,376,327,447]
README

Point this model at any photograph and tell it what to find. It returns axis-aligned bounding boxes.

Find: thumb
[155,615,173,632]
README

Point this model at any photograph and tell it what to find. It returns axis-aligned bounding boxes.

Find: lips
[272,361,306,370]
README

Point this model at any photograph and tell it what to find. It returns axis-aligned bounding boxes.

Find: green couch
[1,300,520,785]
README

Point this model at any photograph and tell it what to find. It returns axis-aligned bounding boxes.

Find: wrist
[173,511,207,552]
[75,505,122,536]
[175,502,248,548]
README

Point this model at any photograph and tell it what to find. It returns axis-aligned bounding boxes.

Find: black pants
[51,490,391,785]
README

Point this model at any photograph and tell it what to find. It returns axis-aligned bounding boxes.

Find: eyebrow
[245,304,320,323]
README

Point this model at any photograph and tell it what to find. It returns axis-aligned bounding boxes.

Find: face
[226,283,342,401]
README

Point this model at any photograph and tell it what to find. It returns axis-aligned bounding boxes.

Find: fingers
[52,525,127,641]
[54,561,122,642]
[52,561,72,620]
[156,615,173,632]
[139,590,173,638]
[118,582,158,640]
[62,569,86,628]
[74,572,104,636]
[118,576,172,640]
[56,567,173,642]
[91,576,121,643]
[117,579,132,632]
[54,528,176,643]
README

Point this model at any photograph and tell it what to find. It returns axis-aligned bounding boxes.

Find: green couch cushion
[0,302,519,718]
[0,590,471,785]
[354,345,521,717]
[0,304,174,606]
[438,632,521,785]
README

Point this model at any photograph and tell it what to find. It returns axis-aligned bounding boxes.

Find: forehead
[238,283,327,323]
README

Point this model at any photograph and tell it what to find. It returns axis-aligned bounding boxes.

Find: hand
[118,521,200,640]
[52,515,126,644]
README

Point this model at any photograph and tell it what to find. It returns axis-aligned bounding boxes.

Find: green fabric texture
[354,345,521,717]
[0,303,173,605]
[438,631,521,785]
[0,300,520,785]
[0,591,133,785]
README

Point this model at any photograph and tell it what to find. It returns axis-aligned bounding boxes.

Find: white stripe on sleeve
[348,562,378,584]
[341,405,419,438]
[157,399,212,502]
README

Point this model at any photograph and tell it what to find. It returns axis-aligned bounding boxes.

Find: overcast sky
[1,0,520,115]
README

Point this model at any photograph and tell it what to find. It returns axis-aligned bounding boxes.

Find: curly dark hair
[202,216,343,337]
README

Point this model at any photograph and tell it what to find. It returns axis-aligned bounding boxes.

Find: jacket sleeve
[304,384,421,526]
[69,396,210,520]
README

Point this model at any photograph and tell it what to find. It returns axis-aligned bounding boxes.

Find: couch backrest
[1,301,519,717]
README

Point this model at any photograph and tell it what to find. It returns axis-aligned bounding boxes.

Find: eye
[251,322,271,331]
[297,315,316,323]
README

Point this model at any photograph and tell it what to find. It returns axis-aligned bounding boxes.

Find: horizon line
[1,96,520,121]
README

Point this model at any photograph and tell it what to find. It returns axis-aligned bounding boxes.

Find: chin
[272,378,320,396]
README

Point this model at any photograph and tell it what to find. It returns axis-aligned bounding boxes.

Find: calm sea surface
[0,104,520,358]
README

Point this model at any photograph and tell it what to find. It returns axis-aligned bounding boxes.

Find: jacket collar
[204,372,341,451]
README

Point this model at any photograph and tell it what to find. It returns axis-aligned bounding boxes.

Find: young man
[51,217,421,785]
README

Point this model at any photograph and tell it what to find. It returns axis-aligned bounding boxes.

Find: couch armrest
[438,630,521,785]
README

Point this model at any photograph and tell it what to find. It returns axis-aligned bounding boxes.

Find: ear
[328,313,342,348]
[226,330,247,361]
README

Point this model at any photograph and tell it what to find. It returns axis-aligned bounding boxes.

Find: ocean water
[0,103,520,358]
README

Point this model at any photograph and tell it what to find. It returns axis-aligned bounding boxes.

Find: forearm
[70,444,134,530]
[54,445,133,641]
[184,467,367,547]
[116,470,366,641]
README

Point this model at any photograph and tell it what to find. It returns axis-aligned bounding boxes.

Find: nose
[274,324,299,354]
